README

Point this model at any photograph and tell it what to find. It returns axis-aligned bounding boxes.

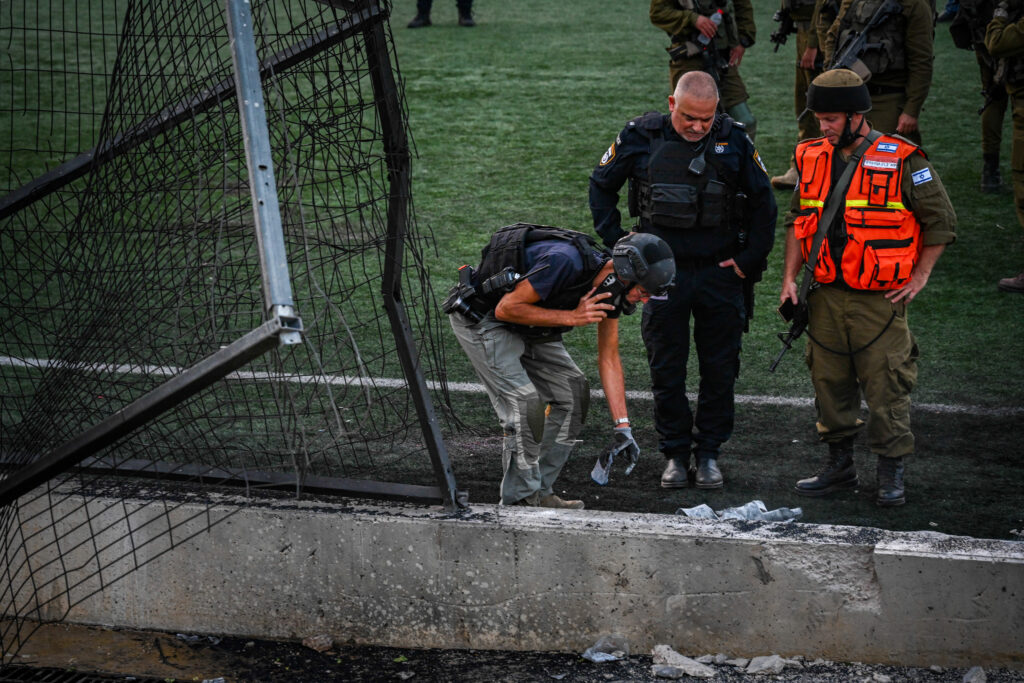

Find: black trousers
[641,264,745,460]
[417,0,473,12]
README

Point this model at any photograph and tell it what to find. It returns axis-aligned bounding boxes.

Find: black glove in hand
[590,426,641,485]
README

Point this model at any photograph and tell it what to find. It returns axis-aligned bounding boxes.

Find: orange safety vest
[793,135,924,290]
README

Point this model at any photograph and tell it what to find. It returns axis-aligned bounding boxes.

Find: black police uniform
[589,112,776,465]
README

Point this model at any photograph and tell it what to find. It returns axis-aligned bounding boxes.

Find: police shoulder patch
[600,143,616,166]
[752,148,767,175]
[911,167,933,185]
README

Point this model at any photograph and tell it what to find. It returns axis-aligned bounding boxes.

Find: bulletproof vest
[674,0,740,50]
[836,0,907,75]
[474,223,608,334]
[629,114,739,233]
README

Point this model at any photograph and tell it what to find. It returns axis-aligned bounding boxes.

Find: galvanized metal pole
[225,0,301,345]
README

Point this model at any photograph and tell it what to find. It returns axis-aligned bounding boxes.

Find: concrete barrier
[24,489,1024,668]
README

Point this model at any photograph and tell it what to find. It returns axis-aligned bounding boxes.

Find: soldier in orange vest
[779,69,956,506]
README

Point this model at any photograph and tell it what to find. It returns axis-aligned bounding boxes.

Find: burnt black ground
[443,397,1024,541]
[6,626,1024,682]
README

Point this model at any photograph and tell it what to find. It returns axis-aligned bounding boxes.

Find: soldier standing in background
[950,0,1008,192]
[823,0,934,145]
[985,0,1024,291]
[771,0,827,189]
[650,0,760,139]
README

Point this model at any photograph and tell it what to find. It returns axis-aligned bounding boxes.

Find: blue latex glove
[591,426,640,485]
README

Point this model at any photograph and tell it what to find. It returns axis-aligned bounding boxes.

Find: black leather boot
[407,13,432,28]
[660,456,690,488]
[694,457,723,489]
[795,439,857,497]
[876,456,906,506]
[981,154,1002,193]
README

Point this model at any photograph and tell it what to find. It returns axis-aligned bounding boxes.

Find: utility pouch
[701,179,727,229]
[650,182,699,229]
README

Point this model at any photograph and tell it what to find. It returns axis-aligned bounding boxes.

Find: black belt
[867,83,905,96]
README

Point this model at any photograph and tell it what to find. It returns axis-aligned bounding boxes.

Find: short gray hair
[673,71,719,103]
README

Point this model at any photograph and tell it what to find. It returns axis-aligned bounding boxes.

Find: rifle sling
[796,129,882,303]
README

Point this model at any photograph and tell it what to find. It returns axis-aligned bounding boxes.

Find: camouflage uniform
[650,0,759,137]
[823,0,935,145]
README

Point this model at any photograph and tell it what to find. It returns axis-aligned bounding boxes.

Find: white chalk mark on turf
[2,355,1020,417]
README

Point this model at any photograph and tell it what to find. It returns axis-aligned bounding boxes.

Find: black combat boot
[694,454,723,489]
[660,455,690,488]
[981,154,1002,193]
[876,456,906,506]
[458,8,476,26]
[407,13,431,28]
[794,439,857,497]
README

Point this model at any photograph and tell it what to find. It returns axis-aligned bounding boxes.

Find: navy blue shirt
[522,241,623,319]
[589,113,777,278]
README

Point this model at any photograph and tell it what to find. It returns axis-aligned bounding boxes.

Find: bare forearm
[597,319,629,425]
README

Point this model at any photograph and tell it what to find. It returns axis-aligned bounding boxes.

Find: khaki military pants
[669,53,749,110]
[805,286,919,459]
[794,25,822,144]
[450,313,588,505]
[1010,87,1024,226]
[978,51,1008,158]
[867,91,922,146]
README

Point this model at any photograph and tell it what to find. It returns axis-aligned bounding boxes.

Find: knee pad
[568,374,591,434]
[524,394,546,443]
[726,101,757,140]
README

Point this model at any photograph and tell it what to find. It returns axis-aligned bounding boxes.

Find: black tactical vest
[474,223,609,335]
[629,113,740,234]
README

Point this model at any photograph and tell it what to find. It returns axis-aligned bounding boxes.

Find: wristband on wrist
[614,417,630,426]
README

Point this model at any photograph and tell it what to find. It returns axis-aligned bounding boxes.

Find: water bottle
[697,9,723,46]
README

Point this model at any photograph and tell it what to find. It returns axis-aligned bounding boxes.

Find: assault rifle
[666,42,729,86]
[829,0,903,73]
[769,297,809,372]
[770,5,797,52]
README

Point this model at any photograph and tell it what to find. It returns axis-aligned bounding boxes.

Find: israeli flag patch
[877,142,899,153]
[911,167,932,185]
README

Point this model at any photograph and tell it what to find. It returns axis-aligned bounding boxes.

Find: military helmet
[612,233,676,296]
[806,68,872,114]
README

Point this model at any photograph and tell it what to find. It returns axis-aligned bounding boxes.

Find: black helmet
[806,69,871,114]
[612,233,676,296]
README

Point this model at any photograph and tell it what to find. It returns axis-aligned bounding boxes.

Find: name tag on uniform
[912,168,933,185]
[876,142,899,153]
[863,158,899,170]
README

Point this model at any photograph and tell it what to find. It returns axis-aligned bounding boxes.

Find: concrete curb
[26,490,1024,668]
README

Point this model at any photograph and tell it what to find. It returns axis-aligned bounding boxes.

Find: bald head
[673,71,719,105]
[668,71,719,142]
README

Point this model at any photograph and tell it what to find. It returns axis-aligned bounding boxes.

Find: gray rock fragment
[725,657,750,667]
[746,654,787,675]
[651,644,716,678]
[963,666,987,683]
[872,673,892,683]
[651,664,686,679]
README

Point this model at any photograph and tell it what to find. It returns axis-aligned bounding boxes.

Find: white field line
[2,355,1020,417]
